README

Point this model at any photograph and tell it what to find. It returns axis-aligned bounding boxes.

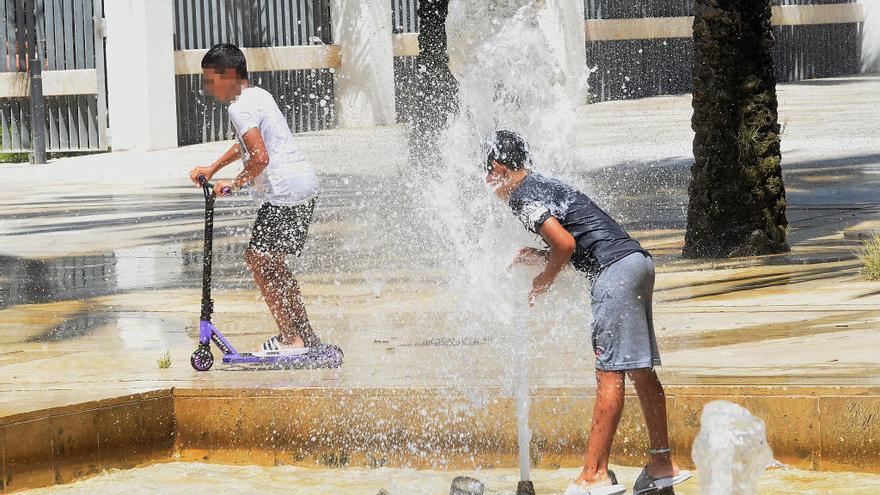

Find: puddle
[22,310,115,343]
[0,175,438,310]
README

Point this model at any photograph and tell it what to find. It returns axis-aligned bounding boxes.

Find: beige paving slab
[1,76,879,418]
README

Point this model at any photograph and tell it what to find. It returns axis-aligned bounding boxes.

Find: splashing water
[423,0,587,349]
[406,0,588,482]
[445,0,584,171]
[691,401,774,495]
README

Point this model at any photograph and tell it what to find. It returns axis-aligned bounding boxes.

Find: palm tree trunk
[684,0,789,258]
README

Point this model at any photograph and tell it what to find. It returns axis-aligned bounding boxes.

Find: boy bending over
[485,131,692,495]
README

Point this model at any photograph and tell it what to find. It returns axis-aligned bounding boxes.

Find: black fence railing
[0,0,106,153]
[391,0,863,118]
[585,0,862,101]
[393,0,420,33]
[774,22,861,82]
[585,0,693,18]
[391,0,420,123]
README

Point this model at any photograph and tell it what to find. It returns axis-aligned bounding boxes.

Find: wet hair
[201,43,248,80]
[485,130,530,172]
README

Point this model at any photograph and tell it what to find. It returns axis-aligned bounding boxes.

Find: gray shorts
[590,252,661,371]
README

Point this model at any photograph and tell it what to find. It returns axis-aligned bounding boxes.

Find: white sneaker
[253,336,310,357]
[564,471,627,495]
[564,484,627,495]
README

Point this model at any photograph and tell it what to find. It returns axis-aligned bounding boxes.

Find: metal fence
[585,0,863,101]
[391,0,420,123]
[0,0,106,153]
[774,21,862,82]
[392,0,420,33]
[390,0,864,115]
[173,0,336,146]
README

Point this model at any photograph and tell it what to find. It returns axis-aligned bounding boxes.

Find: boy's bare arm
[212,128,269,195]
[510,247,550,267]
[529,217,576,305]
[189,143,241,185]
[213,143,242,170]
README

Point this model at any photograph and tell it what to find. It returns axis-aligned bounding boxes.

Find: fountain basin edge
[2,385,878,492]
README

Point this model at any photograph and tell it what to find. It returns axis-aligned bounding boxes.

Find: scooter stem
[200,184,215,322]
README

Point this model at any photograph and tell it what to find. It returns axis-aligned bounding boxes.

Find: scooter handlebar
[197,174,232,195]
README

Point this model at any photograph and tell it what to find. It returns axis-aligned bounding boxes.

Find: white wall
[105,0,178,151]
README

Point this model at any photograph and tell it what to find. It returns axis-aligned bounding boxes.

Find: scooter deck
[192,180,342,372]
[221,345,343,369]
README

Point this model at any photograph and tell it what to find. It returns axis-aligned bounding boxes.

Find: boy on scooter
[189,43,321,357]
[484,131,692,495]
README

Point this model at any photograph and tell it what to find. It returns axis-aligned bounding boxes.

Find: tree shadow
[661,309,876,352]
[578,152,880,261]
[659,261,858,302]
[783,76,879,87]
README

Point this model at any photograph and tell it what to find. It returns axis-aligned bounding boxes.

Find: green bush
[0,151,28,163]
[0,127,28,163]
[860,234,880,281]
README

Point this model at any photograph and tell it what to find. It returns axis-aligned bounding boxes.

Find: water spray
[515,383,535,494]
[692,401,773,495]
[515,317,535,495]
[434,2,588,494]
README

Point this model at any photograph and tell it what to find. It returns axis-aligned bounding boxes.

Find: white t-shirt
[228,86,319,206]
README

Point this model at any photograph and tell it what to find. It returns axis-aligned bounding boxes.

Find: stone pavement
[20,462,880,495]
[1,75,879,417]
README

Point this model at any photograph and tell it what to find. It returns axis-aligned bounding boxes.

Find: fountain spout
[516,480,536,495]
[450,476,484,495]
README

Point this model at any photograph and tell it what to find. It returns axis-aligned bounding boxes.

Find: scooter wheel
[190,345,214,371]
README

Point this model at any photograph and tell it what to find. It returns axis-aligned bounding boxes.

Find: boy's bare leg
[245,249,305,347]
[628,368,680,479]
[275,260,320,346]
[576,370,626,486]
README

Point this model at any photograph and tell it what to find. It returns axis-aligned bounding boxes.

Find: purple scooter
[189,175,343,371]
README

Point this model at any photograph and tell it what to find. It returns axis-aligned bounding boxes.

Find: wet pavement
[18,462,880,495]
[1,76,879,417]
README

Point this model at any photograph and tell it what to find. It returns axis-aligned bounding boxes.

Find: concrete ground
[1,75,879,417]
[21,462,880,495]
